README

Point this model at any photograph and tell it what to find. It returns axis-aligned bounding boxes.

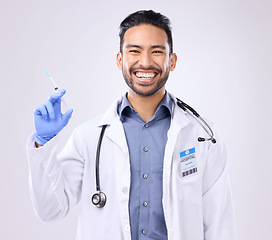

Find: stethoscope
[91,97,216,208]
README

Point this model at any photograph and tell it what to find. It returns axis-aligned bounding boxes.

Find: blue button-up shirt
[118,92,172,240]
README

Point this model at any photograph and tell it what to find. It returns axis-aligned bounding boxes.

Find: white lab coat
[26,93,236,240]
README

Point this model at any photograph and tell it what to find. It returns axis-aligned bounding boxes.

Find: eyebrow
[150,45,166,50]
[125,44,166,50]
[126,44,142,49]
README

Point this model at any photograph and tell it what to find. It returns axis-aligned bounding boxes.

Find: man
[26,10,236,240]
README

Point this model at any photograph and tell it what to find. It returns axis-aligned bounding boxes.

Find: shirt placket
[139,122,151,238]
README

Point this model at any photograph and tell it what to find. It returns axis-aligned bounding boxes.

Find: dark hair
[119,10,173,54]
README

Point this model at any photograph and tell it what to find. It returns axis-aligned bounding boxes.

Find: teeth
[135,72,156,79]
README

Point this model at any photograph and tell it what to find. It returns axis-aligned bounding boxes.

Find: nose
[138,51,152,67]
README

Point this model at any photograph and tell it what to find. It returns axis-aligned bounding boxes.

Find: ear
[116,52,123,70]
[169,53,177,71]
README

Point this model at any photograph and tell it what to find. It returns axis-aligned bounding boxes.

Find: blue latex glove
[34,89,73,145]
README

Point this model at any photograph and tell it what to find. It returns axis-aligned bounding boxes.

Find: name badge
[180,147,197,177]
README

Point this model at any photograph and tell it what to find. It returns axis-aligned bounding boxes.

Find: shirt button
[144,123,149,128]
[143,147,149,152]
[142,229,147,235]
[122,188,128,193]
[143,174,148,179]
[143,201,148,207]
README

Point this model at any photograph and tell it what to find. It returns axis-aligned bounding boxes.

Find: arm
[202,136,237,240]
[26,89,77,221]
[27,129,84,221]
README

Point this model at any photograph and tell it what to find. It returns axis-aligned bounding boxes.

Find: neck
[127,88,166,122]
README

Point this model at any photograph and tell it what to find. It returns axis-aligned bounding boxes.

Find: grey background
[1,0,271,239]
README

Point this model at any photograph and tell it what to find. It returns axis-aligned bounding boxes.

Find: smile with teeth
[135,72,157,79]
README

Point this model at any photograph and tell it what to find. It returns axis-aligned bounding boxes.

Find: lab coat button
[125,225,130,231]
[122,188,128,193]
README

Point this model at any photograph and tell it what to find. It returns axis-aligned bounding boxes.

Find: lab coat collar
[168,92,191,129]
[98,95,122,126]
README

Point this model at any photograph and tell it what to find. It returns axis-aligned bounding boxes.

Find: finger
[44,100,55,119]
[62,109,73,126]
[49,89,66,103]
[34,104,48,120]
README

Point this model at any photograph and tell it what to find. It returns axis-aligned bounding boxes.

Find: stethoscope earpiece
[198,137,216,144]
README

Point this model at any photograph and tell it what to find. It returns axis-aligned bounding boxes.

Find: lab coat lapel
[165,94,191,157]
[163,96,191,215]
[106,117,129,157]
[98,97,129,157]
[164,101,191,173]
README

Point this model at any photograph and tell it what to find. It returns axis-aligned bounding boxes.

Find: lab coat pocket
[172,149,203,206]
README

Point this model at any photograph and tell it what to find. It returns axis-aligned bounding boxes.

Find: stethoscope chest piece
[91,191,107,208]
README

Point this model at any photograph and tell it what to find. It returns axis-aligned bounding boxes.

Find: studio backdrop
[0,0,271,239]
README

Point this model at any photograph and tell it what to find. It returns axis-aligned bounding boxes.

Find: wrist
[34,133,56,145]
[35,142,44,148]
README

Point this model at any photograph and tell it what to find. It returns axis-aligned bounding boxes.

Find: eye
[128,49,140,53]
[152,50,164,54]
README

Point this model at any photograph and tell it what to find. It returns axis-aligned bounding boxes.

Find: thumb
[62,109,73,126]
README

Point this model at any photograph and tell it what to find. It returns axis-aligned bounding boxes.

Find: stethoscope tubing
[95,124,107,192]
[176,98,216,143]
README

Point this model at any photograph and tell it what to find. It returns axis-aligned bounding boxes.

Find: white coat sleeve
[202,135,237,240]
[26,128,84,222]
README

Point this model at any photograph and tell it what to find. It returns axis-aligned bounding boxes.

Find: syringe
[45,72,69,110]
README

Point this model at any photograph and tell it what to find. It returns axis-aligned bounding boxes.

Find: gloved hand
[34,89,73,145]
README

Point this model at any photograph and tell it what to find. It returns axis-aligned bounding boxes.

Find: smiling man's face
[117,24,177,97]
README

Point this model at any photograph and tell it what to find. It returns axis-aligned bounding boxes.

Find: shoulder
[169,92,222,145]
[72,95,123,138]
[169,92,215,127]
[73,115,103,140]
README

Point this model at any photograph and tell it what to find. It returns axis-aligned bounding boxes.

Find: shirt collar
[118,91,173,122]
[160,91,173,118]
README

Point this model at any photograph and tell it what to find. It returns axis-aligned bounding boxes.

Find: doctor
[26,10,236,240]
